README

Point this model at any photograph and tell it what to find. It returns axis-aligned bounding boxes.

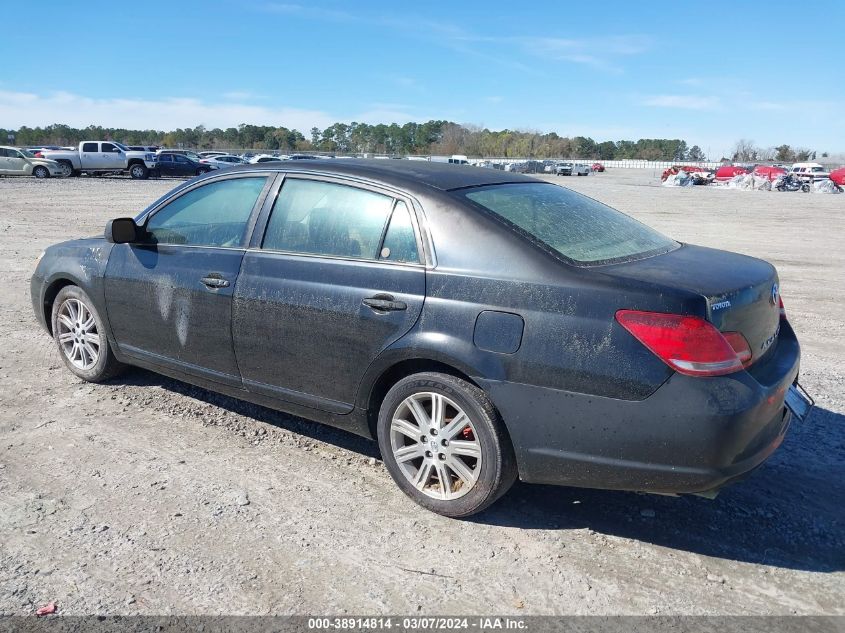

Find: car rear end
[567,244,811,494]
[455,182,810,494]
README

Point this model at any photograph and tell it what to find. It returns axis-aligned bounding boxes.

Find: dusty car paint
[32,160,801,496]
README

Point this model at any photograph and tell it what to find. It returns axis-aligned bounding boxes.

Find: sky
[1,0,843,158]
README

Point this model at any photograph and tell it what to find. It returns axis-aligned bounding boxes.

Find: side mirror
[105,218,140,244]
[112,148,123,153]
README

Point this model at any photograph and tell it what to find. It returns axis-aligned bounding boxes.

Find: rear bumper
[479,321,801,494]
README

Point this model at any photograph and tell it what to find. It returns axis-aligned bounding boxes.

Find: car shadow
[473,405,845,573]
[117,368,381,459]
[117,369,843,573]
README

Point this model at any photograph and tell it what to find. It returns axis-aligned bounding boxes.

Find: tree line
[731,139,824,163]
[0,120,821,162]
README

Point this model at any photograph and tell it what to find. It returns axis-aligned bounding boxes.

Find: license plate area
[785,382,814,423]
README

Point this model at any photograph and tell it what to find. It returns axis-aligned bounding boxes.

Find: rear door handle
[201,275,230,289]
[363,294,407,312]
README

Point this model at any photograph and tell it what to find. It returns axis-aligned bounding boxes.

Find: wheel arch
[41,277,80,335]
[361,356,486,440]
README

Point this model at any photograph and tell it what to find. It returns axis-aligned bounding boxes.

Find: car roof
[226,158,537,191]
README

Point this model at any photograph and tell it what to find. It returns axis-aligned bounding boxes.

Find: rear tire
[33,166,49,179]
[57,161,73,178]
[377,372,517,518]
[51,285,126,383]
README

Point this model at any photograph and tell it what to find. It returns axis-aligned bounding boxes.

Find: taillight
[615,310,747,377]
[778,296,786,319]
[722,331,752,367]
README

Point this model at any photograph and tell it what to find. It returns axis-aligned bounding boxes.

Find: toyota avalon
[31,161,812,517]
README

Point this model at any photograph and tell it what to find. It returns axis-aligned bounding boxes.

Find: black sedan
[155,152,214,178]
[31,161,811,517]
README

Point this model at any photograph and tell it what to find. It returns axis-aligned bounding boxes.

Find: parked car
[24,145,66,157]
[200,155,246,169]
[829,167,845,186]
[155,152,216,178]
[591,162,605,172]
[40,142,158,179]
[553,162,573,176]
[31,161,810,518]
[126,145,160,153]
[198,151,229,159]
[249,154,287,164]
[789,162,830,182]
[715,165,750,181]
[0,146,66,178]
[156,149,203,163]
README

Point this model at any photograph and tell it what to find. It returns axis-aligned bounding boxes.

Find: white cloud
[0,90,338,131]
[0,89,453,132]
[642,94,721,110]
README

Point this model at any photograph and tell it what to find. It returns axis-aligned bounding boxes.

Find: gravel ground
[0,170,842,616]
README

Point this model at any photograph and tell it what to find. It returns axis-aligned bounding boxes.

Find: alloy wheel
[389,392,482,500]
[56,298,100,370]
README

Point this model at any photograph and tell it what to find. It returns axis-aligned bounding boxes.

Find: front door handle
[200,274,230,289]
[363,294,407,312]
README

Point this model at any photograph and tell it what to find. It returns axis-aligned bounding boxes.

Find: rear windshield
[460,182,678,265]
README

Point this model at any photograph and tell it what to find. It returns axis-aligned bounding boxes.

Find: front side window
[461,182,678,265]
[262,179,394,259]
[145,177,267,247]
[101,142,117,153]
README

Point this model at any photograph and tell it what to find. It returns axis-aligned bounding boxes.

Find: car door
[5,148,28,174]
[99,142,124,170]
[78,142,99,168]
[233,175,426,413]
[157,153,174,176]
[173,154,193,176]
[104,173,273,386]
[0,148,11,174]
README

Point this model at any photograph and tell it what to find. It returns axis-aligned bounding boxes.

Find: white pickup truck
[41,142,158,179]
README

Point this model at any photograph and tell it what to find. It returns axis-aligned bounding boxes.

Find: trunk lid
[601,244,781,364]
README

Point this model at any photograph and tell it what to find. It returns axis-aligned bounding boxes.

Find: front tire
[129,163,149,179]
[51,285,126,383]
[377,372,517,518]
[33,166,49,179]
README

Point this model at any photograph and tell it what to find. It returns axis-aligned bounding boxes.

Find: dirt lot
[0,169,843,615]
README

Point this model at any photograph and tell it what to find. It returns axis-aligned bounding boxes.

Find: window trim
[250,172,429,268]
[138,172,275,249]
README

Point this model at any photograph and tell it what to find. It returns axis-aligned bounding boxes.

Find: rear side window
[145,177,267,247]
[262,179,394,259]
[461,183,678,265]
[82,143,98,152]
[380,201,420,263]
